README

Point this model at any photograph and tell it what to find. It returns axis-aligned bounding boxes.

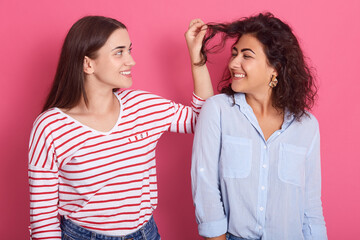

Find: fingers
[189,18,205,28]
[186,18,207,37]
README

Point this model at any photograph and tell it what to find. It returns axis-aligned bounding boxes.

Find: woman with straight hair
[191,13,327,240]
[28,16,212,239]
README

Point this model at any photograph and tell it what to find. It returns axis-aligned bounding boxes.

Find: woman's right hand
[185,19,207,64]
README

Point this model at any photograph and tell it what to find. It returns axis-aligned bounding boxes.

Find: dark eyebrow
[111,43,132,51]
[241,48,255,54]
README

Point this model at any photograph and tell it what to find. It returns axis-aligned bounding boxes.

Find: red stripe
[29,183,57,188]
[192,93,205,102]
[30,209,58,217]
[118,106,172,127]
[30,117,67,165]
[31,221,58,231]
[120,89,136,101]
[63,141,156,170]
[70,214,151,231]
[122,102,169,118]
[56,129,90,158]
[29,111,60,151]
[30,204,57,210]
[70,211,152,225]
[65,199,151,213]
[122,91,151,103]
[74,131,158,159]
[79,125,165,151]
[29,176,58,181]
[184,107,189,134]
[74,206,152,219]
[34,122,75,166]
[29,168,57,174]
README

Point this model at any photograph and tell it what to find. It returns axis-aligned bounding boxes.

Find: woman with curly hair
[191,13,327,240]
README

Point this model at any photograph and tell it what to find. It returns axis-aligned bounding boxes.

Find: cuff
[191,92,205,112]
[198,217,227,238]
[303,224,328,240]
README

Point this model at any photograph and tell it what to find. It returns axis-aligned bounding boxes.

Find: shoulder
[202,94,233,110]
[29,108,62,149]
[116,89,173,111]
[31,108,62,131]
[298,111,319,130]
[117,89,167,102]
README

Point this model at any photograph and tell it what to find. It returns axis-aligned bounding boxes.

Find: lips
[120,70,132,77]
[234,73,245,78]
[232,72,246,80]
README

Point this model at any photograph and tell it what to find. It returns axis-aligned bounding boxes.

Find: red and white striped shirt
[28,89,204,239]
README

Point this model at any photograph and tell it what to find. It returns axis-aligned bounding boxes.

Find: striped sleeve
[28,113,61,239]
[168,92,205,133]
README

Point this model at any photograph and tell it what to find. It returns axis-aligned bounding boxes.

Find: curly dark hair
[198,12,317,120]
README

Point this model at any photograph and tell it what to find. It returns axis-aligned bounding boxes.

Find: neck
[76,79,118,114]
[245,90,280,117]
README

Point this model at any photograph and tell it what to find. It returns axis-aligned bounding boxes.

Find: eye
[115,50,123,56]
[243,54,252,59]
[231,51,237,57]
[128,48,132,54]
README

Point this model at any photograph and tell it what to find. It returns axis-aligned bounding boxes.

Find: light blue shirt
[191,93,327,240]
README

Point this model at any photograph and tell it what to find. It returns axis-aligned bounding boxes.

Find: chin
[231,83,244,93]
[118,79,132,89]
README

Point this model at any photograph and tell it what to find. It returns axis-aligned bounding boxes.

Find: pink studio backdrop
[1,0,359,239]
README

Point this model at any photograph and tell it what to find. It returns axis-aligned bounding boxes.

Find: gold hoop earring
[269,75,278,88]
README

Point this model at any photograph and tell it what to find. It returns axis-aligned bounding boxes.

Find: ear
[270,67,278,78]
[83,56,94,74]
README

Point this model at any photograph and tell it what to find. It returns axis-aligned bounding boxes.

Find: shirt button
[263,146,267,149]
[259,226,263,230]
[261,186,265,190]
[259,207,264,211]
[262,164,267,168]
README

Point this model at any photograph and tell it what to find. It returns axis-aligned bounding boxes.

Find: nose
[125,54,136,67]
[228,56,241,70]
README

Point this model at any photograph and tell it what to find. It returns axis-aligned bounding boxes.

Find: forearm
[185,19,214,100]
[192,63,213,100]
[204,234,226,240]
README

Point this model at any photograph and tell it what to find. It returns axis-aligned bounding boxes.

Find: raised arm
[185,19,213,100]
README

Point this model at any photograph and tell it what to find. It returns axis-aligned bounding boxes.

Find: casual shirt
[191,93,327,240]
[29,89,204,239]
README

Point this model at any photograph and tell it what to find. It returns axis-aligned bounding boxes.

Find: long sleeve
[28,116,61,239]
[191,98,227,237]
[302,124,327,239]
[168,93,204,133]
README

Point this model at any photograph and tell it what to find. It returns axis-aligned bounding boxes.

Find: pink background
[1,0,359,239]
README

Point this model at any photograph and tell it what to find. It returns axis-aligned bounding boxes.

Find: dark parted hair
[199,12,317,120]
[42,16,127,112]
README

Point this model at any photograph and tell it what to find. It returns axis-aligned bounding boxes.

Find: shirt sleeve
[302,124,328,240]
[191,97,227,237]
[28,119,61,239]
[168,92,205,133]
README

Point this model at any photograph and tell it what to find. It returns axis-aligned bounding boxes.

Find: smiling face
[228,34,277,96]
[85,28,136,90]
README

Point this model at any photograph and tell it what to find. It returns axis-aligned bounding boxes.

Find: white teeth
[234,73,245,78]
[121,71,131,75]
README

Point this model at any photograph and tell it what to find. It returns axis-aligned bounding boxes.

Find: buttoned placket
[236,94,293,236]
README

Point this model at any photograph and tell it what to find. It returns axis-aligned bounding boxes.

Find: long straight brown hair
[42,16,126,112]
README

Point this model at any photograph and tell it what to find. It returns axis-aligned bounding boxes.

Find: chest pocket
[221,135,252,178]
[278,143,307,187]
